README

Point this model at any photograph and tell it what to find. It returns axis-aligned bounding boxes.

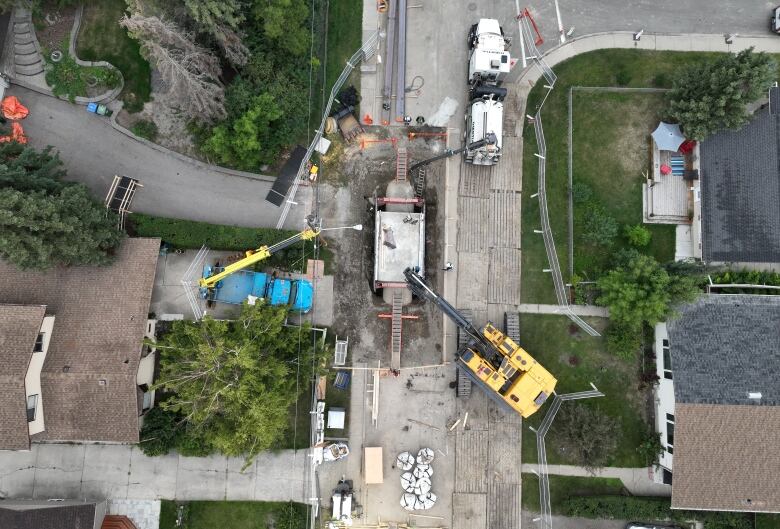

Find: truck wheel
[468,24,477,49]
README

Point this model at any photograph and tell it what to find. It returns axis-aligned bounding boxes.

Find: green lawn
[160,501,307,529]
[521,49,723,304]
[757,514,780,529]
[76,0,151,112]
[518,314,649,467]
[325,0,363,102]
[521,474,626,514]
[571,91,675,279]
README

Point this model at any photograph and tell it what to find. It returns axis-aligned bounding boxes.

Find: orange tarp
[1,96,28,120]
[0,122,27,144]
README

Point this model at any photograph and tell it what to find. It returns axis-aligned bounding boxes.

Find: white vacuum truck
[465,19,511,166]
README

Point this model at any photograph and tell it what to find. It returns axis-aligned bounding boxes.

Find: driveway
[7,85,311,230]
[0,443,306,502]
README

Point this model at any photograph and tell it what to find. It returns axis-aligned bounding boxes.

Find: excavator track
[504,312,520,344]
[456,309,473,398]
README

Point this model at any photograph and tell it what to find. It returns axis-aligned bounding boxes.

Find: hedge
[563,496,753,529]
[128,213,332,273]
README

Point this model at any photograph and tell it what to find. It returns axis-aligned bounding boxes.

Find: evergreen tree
[668,48,776,139]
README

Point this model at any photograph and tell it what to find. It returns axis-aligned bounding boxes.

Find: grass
[277,384,314,450]
[76,0,152,112]
[324,0,363,103]
[757,514,780,529]
[521,49,724,304]
[44,39,121,102]
[518,314,649,468]
[571,91,676,279]
[521,474,626,514]
[128,213,334,274]
[159,500,307,529]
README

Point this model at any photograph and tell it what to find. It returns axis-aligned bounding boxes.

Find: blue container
[86,102,98,113]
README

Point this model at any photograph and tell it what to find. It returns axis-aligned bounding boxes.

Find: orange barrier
[0,122,27,144]
[2,96,29,120]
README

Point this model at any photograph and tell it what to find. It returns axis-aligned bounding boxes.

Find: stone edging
[107,112,277,184]
[516,30,780,92]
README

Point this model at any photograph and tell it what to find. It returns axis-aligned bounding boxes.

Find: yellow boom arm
[198,228,320,289]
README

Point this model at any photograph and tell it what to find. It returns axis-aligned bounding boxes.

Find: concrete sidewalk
[522,463,671,496]
[0,443,306,501]
[518,304,608,317]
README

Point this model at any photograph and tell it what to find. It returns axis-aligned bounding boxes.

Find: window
[26,394,38,422]
[662,340,673,380]
[33,333,44,353]
[666,413,675,422]
[666,419,675,452]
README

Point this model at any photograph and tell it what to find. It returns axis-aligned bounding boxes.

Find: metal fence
[276,31,380,229]
[520,16,599,338]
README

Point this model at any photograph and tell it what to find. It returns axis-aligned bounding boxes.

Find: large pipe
[381,0,397,125]
[394,0,407,120]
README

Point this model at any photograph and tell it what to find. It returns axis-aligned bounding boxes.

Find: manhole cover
[468,3,477,10]
[50,50,63,62]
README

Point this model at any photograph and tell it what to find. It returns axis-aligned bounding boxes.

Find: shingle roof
[0,503,97,529]
[700,108,780,263]
[672,403,780,512]
[0,238,159,444]
[667,294,780,406]
[0,304,45,450]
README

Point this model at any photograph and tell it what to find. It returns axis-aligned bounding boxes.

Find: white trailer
[465,97,503,166]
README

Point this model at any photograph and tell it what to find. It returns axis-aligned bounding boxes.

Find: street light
[319,224,363,232]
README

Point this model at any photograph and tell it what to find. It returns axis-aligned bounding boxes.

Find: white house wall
[25,315,55,436]
[654,322,675,477]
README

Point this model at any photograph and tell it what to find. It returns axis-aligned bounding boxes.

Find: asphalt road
[8,85,311,230]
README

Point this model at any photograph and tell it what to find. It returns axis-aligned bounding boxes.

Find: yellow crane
[198,227,320,289]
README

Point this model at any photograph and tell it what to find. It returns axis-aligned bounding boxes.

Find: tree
[596,254,700,328]
[582,207,619,246]
[139,406,180,456]
[668,48,777,139]
[251,0,311,56]
[553,403,619,472]
[0,143,68,194]
[0,186,124,270]
[182,0,249,66]
[121,14,226,121]
[153,303,324,463]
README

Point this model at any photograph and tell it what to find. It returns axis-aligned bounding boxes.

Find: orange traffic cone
[363,113,373,125]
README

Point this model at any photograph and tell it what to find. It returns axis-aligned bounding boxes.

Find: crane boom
[199,228,319,289]
[407,133,497,174]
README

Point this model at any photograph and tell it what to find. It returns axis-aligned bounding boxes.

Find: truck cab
[468,19,511,86]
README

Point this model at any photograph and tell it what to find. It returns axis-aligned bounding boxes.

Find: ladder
[391,290,403,369]
[395,147,408,181]
[414,165,426,198]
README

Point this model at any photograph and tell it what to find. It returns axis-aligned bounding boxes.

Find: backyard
[521,49,721,304]
[76,0,151,112]
[521,474,626,513]
[160,500,307,529]
[518,314,650,468]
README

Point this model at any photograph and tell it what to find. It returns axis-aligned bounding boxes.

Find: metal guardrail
[520,16,599,338]
[276,31,380,229]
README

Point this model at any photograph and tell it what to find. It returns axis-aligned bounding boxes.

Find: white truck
[465,19,511,166]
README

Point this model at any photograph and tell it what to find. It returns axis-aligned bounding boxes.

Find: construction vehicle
[199,227,319,312]
[404,267,557,418]
[464,18,511,166]
[407,133,498,174]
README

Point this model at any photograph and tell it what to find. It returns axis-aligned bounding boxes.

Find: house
[0,499,141,529]
[0,238,160,449]
[699,97,780,267]
[653,294,780,513]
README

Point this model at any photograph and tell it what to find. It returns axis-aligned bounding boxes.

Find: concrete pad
[80,444,131,499]
[453,492,487,529]
[253,450,307,502]
[225,457,256,500]
[0,446,37,498]
[127,449,178,499]
[175,454,228,500]
[32,444,85,499]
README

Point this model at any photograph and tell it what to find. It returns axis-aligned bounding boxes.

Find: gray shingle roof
[667,294,780,406]
[0,503,97,529]
[0,238,159,444]
[0,304,45,450]
[700,109,780,263]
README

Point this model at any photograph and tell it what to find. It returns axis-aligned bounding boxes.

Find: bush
[139,406,180,456]
[636,430,663,466]
[562,496,753,529]
[624,224,651,247]
[571,181,594,203]
[131,120,159,141]
[553,403,620,471]
[605,322,642,360]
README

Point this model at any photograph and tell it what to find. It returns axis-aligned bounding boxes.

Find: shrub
[139,406,180,456]
[583,207,619,246]
[571,181,593,203]
[553,403,620,471]
[132,120,159,141]
[636,430,663,466]
[624,224,651,247]
[605,322,642,360]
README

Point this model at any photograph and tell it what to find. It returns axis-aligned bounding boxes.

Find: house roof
[667,294,780,406]
[0,238,159,444]
[672,403,780,512]
[0,502,97,529]
[700,108,780,263]
[0,304,45,450]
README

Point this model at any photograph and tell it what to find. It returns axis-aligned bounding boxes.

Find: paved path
[518,304,608,317]
[0,443,306,502]
[522,464,672,496]
[8,85,311,230]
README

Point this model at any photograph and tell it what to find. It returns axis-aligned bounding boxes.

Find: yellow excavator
[199,227,320,290]
[404,267,557,418]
